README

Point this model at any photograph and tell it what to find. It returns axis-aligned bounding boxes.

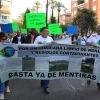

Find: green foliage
[50,16,56,23]
[23,8,30,28]
[60,24,68,32]
[0,0,2,8]
[72,8,97,33]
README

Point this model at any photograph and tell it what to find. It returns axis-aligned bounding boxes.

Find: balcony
[75,3,85,10]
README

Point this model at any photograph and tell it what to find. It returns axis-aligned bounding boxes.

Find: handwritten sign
[0,24,13,34]
[26,13,46,28]
[21,29,27,34]
[48,23,61,34]
[67,26,78,34]
[11,22,18,31]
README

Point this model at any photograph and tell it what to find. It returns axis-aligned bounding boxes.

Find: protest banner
[0,24,13,34]
[67,26,78,34]
[48,23,62,34]
[21,29,27,34]
[26,13,46,28]
[11,22,19,31]
[0,44,100,83]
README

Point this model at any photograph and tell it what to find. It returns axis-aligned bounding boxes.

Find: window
[74,11,77,15]
[63,16,65,20]
[74,3,76,7]
[2,16,8,19]
[93,5,96,11]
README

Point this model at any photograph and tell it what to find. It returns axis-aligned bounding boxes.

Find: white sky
[12,0,71,19]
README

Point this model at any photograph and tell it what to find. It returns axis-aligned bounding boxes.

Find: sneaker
[5,86,10,93]
[44,88,49,94]
[0,94,4,99]
[87,80,91,85]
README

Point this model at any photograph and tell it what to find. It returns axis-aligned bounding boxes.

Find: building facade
[59,13,72,25]
[0,0,12,24]
[71,0,100,24]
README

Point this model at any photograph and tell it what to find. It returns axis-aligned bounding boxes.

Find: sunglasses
[1,38,6,40]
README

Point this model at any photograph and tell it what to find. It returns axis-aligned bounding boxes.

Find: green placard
[48,23,61,34]
[56,28,62,34]
[12,22,18,31]
[21,29,27,34]
[26,13,46,28]
[36,28,40,34]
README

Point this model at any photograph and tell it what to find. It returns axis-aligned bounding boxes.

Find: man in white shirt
[86,24,100,89]
[77,31,87,45]
[34,27,54,94]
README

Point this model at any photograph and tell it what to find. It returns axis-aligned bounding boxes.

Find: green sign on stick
[36,28,40,34]
[26,13,46,28]
[48,23,62,34]
[12,22,18,31]
[21,29,27,34]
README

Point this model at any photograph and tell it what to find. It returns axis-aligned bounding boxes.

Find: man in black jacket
[25,28,39,44]
[12,31,25,44]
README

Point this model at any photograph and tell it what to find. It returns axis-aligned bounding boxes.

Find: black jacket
[12,35,25,44]
[25,34,39,43]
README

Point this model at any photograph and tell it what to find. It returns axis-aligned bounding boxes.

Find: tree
[50,16,56,23]
[60,24,68,32]
[72,8,97,33]
[0,0,2,9]
[23,8,30,28]
[49,0,56,17]
[55,2,65,23]
[17,12,25,28]
[32,0,42,13]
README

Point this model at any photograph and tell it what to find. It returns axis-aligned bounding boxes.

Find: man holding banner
[34,27,54,94]
[86,24,100,89]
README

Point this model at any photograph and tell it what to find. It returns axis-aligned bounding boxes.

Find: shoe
[44,88,49,94]
[97,83,100,90]
[87,80,91,85]
[98,86,100,90]
[41,80,44,87]
[0,94,4,99]
[5,86,10,93]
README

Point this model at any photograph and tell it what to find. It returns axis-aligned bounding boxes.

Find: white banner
[0,44,100,83]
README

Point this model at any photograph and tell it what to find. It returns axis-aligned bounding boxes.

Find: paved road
[4,79,100,100]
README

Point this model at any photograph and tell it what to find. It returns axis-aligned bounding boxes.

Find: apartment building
[0,0,12,24]
[71,0,100,24]
[59,13,72,25]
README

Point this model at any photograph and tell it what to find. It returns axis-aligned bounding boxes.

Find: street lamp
[46,0,48,26]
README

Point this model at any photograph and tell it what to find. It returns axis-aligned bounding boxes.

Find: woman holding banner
[0,32,10,99]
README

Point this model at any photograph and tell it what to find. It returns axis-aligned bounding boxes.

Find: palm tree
[63,7,68,14]
[49,0,56,17]
[55,2,65,23]
[46,0,49,26]
[72,8,97,33]
[33,0,42,13]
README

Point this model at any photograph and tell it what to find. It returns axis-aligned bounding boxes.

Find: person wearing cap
[76,30,87,45]
[86,24,100,89]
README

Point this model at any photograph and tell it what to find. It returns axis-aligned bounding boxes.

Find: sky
[12,0,71,20]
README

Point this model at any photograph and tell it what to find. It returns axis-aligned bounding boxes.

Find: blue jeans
[44,80,50,89]
[0,80,9,94]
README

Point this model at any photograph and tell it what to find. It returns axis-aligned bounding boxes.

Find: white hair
[96,24,100,29]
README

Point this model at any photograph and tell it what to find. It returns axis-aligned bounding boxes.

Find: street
[4,79,100,100]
